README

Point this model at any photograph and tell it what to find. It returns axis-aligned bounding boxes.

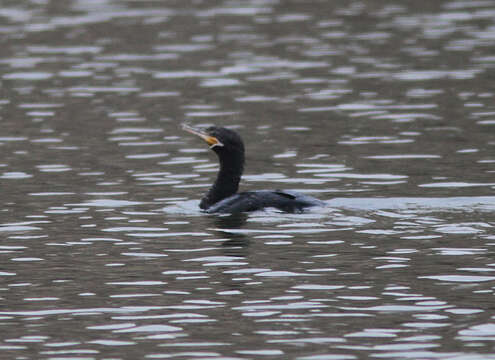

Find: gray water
[1,0,495,359]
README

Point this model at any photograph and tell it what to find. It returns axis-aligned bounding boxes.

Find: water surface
[1,0,495,359]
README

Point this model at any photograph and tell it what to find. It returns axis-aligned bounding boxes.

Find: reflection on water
[1,0,495,359]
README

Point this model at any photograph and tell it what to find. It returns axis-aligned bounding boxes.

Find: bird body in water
[183,125,325,213]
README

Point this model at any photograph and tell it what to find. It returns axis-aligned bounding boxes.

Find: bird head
[183,124,244,156]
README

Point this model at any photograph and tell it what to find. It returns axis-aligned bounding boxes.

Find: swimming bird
[183,124,325,213]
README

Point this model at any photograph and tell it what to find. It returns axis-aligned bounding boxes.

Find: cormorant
[183,124,325,213]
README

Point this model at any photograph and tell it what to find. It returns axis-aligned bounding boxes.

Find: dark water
[1,0,495,359]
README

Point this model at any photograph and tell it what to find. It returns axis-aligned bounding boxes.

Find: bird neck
[200,151,244,210]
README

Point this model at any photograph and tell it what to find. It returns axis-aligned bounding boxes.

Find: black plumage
[183,125,325,213]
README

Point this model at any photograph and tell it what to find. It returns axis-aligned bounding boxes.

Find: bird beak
[182,124,224,148]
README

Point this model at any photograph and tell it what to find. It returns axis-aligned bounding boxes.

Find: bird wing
[273,190,297,200]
